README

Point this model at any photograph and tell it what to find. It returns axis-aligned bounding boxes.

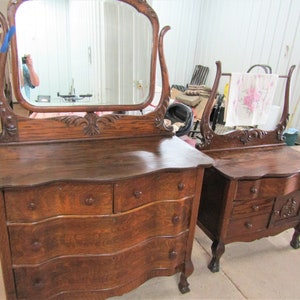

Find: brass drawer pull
[84,197,95,206]
[133,191,143,199]
[169,249,177,259]
[250,187,258,193]
[245,222,253,229]
[252,205,259,212]
[178,182,185,191]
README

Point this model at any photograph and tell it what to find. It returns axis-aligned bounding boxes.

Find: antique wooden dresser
[0,1,213,299]
[196,61,300,272]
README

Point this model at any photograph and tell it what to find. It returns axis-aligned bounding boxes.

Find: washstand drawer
[235,174,300,201]
[114,169,196,212]
[5,182,113,222]
[227,213,270,238]
[231,198,274,219]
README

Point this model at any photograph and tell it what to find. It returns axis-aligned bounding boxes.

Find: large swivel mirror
[8,0,157,112]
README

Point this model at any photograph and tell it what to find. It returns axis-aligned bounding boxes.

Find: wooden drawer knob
[27,202,37,210]
[33,278,44,289]
[133,191,143,199]
[31,240,42,251]
[84,197,95,206]
[245,222,253,229]
[169,249,177,259]
[172,215,180,224]
[178,182,185,191]
[250,187,258,193]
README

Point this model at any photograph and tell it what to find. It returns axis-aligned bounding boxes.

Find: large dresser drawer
[9,198,192,265]
[5,182,113,222]
[13,232,189,300]
[114,169,196,212]
[235,174,300,201]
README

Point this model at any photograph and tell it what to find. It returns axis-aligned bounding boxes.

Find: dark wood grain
[0,1,214,298]
[0,136,212,188]
[197,61,300,273]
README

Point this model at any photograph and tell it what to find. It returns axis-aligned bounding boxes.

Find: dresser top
[206,145,300,180]
[0,136,213,188]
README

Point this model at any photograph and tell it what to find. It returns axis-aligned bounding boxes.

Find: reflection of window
[16,0,152,106]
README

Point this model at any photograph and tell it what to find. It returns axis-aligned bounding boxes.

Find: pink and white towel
[225,73,278,127]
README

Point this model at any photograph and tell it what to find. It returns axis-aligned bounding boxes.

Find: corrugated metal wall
[153,0,300,132]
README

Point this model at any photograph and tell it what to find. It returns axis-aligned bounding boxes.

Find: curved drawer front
[227,213,270,238]
[13,232,188,300]
[114,169,196,212]
[5,182,113,222]
[232,198,274,219]
[235,173,300,201]
[9,198,192,265]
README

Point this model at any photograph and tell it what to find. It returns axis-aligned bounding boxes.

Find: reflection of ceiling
[15,0,152,107]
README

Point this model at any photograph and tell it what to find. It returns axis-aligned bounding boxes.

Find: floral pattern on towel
[225,73,278,127]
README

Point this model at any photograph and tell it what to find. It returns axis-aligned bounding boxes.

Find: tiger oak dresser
[196,61,300,272]
[0,1,213,298]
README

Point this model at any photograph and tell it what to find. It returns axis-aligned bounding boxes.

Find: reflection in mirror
[15,0,152,108]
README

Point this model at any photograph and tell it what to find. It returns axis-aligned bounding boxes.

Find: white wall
[1,0,299,132]
[153,0,300,132]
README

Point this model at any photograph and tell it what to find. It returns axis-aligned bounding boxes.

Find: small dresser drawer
[114,170,196,212]
[227,213,270,238]
[5,182,113,222]
[231,198,274,220]
[235,174,300,201]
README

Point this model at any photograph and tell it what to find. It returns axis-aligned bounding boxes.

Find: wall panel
[153,0,300,133]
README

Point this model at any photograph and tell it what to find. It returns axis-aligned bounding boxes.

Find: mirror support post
[0,11,18,142]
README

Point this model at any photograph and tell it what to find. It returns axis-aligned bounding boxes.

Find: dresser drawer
[9,198,192,265]
[235,174,300,201]
[13,232,189,300]
[231,198,274,220]
[5,182,113,222]
[227,213,270,238]
[114,170,196,212]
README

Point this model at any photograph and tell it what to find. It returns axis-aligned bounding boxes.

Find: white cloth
[225,73,278,127]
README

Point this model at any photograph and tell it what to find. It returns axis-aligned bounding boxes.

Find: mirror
[9,0,156,112]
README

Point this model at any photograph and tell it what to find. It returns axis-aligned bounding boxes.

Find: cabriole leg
[290,223,300,249]
[208,239,225,273]
[178,273,190,294]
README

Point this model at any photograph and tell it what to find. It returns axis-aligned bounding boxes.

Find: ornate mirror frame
[0,0,173,144]
[196,61,295,151]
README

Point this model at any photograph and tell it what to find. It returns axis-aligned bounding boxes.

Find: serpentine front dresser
[0,1,213,299]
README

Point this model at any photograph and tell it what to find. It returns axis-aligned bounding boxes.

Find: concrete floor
[110,227,300,300]
[1,149,299,300]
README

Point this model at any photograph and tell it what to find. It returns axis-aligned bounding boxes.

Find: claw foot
[208,257,220,273]
[178,273,190,294]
